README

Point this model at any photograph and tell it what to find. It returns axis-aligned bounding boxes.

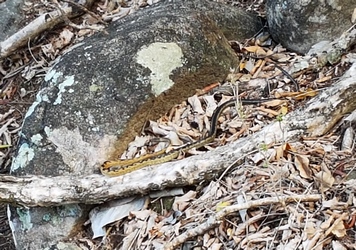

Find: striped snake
[101,98,271,176]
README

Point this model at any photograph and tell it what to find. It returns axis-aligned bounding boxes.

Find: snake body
[101,98,269,176]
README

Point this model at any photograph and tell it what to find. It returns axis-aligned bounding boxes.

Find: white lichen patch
[45,126,117,173]
[136,42,183,96]
[25,89,50,120]
[25,69,73,119]
[89,84,102,92]
[11,143,35,172]
[53,75,75,105]
[16,208,33,231]
[30,134,43,145]
[44,69,62,82]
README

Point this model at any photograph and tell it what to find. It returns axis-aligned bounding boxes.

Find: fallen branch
[164,194,322,250]
[0,60,354,206]
[0,0,95,58]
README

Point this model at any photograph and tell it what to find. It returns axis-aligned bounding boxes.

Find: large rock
[9,0,263,249]
[0,0,24,42]
[266,0,354,54]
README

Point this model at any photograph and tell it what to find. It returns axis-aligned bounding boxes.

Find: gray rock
[0,0,24,42]
[9,0,263,248]
[266,0,354,54]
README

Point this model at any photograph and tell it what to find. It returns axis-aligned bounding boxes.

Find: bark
[1,60,356,207]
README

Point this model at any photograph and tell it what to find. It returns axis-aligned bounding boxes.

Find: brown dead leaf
[242,45,268,57]
[172,191,197,211]
[130,210,154,220]
[305,222,317,240]
[242,45,260,53]
[327,214,347,238]
[239,60,246,71]
[250,59,263,75]
[270,53,291,62]
[315,170,335,192]
[274,89,318,100]
[254,107,280,117]
[294,154,312,179]
[53,29,74,49]
[320,215,334,230]
[275,145,284,161]
[275,143,296,161]
[293,89,318,100]
[262,99,287,107]
[306,147,326,156]
[316,76,332,83]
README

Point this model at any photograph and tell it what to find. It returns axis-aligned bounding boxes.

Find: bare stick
[0,0,95,58]
[0,61,354,206]
[164,194,321,250]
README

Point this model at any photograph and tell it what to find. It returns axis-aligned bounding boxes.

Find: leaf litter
[1,0,356,249]
[80,41,356,250]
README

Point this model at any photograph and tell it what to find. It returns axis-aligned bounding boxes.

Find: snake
[100,98,271,176]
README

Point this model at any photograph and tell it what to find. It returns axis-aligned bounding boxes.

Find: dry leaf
[262,99,287,107]
[172,191,197,211]
[294,89,318,100]
[251,151,267,164]
[255,107,280,116]
[275,143,295,161]
[332,240,347,250]
[243,45,261,53]
[165,131,183,146]
[320,215,334,230]
[330,218,347,237]
[315,164,335,192]
[275,144,285,161]
[187,95,204,114]
[90,197,146,238]
[304,222,317,240]
[239,60,246,71]
[149,121,170,136]
[245,58,255,72]
[294,154,312,179]
[352,8,356,23]
[322,197,340,209]
[242,45,267,57]
[203,95,218,117]
[316,75,332,83]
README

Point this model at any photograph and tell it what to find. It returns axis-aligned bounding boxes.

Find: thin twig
[164,194,321,250]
